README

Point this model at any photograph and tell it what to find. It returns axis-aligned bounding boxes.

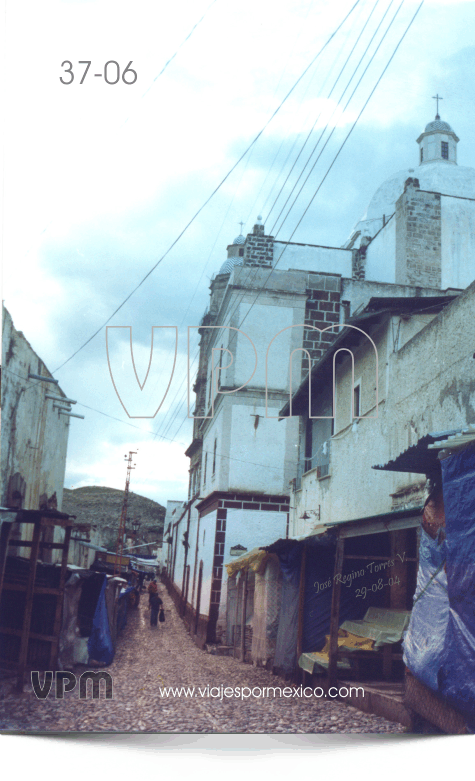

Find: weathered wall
[395,181,442,288]
[1,306,71,514]
[291,285,475,536]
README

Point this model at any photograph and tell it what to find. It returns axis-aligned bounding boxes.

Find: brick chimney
[395,178,442,288]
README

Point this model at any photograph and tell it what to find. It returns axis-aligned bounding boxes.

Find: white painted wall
[291,283,475,536]
[227,404,288,494]
[195,508,218,619]
[274,242,352,276]
[365,218,396,283]
[441,196,475,289]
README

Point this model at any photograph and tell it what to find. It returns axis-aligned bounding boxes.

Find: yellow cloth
[311,629,375,665]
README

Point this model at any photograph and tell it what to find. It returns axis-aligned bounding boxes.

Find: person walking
[150,592,163,628]
[147,578,158,607]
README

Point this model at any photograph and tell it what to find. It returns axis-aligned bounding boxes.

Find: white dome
[424,119,453,133]
[363,161,475,222]
[218,256,243,275]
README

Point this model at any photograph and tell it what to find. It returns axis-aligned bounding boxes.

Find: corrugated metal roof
[372,429,461,473]
[428,424,475,452]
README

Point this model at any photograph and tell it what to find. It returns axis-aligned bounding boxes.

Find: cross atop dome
[416,106,459,166]
[433,93,443,120]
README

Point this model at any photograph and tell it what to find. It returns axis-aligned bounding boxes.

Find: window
[441,141,449,160]
[218,344,224,389]
[239,248,244,257]
[203,453,207,485]
[353,383,361,418]
[212,438,217,475]
[304,417,313,473]
[420,147,423,163]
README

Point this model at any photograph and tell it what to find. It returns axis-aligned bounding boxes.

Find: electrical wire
[238,0,424,338]
[51,0,363,374]
[212,0,396,345]
[199,0,390,359]
[265,0,383,231]
[164,0,422,461]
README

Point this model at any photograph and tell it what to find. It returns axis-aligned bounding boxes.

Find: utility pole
[114,451,137,576]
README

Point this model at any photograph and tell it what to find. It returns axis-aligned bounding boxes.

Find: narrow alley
[1,584,404,733]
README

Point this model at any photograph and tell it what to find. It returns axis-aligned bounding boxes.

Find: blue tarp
[87,575,115,666]
[404,442,475,727]
[272,534,388,671]
[438,443,475,723]
[117,586,135,632]
[302,539,388,653]
[402,529,449,691]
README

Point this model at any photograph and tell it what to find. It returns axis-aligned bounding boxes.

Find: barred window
[441,141,449,160]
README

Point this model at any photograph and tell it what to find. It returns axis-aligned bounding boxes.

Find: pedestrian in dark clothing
[148,579,158,607]
[150,593,163,627]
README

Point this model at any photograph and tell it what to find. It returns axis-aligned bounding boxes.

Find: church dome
[362,161,475,222]
[425,119,453,133]
[218,256,244,275]
[345,115,472,247]
[233,235,245,245]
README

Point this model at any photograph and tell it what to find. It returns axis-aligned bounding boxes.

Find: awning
[372,430,461,474]
[428,424,475,453]
[225,548,268,576]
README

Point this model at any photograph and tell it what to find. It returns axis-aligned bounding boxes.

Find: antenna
[114,450,137,575]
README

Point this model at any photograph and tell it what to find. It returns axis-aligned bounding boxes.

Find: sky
[3,0,475,508]
[2,0,475,504]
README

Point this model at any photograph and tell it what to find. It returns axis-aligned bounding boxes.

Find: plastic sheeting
[87,575,115,666]
[251,557,281,666]
[438,444,475,723]
[273,545,301,673]
[58,572,90,669]
[117,586,135,632]
[341,607,411,649]
[403,529,448,690]
[404,442,475,726]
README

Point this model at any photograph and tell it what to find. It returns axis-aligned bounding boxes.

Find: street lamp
[132,519,140,535]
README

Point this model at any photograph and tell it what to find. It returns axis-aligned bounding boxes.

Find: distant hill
[62,486,166,553]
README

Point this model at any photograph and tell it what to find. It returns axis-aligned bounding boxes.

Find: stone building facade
[165,112,475,648]
[1,305,75,562]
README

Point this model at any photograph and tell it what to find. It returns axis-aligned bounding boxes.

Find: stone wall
[302,273,341,376]
[395,178,442,288]
[244,222,274,267]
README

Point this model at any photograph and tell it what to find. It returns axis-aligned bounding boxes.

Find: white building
[166,112,475,647]
[286,112,475,536]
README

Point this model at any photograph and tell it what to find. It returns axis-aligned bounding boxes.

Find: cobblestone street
[0,584,405,733]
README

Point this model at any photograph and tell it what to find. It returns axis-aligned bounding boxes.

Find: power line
[136,0,219,103]
[137,0,416,455]
[147,0,384,444]
[236,0,424,339]
[12,1,220,271]
[210,0,394,346]
[266,0,384,232]
[51,0,363,375]
[2,365,291,473]
[270,0,402,239]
